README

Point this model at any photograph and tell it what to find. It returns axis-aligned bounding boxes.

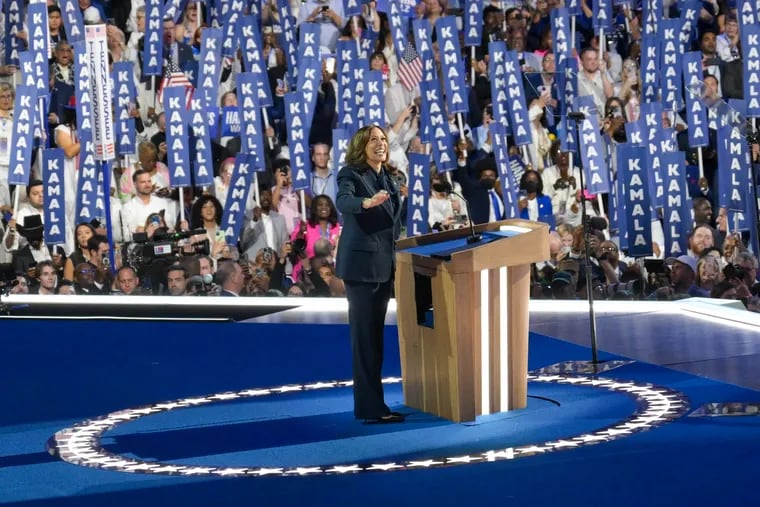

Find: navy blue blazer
[334,164,402,283]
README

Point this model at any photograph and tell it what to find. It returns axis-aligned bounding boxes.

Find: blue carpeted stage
[0,299,758,506]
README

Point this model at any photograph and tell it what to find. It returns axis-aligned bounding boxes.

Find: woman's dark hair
[62,106,76,127]
[308,194,339,227]
[344,124,387,169]
[190,194,224,229]
[520,169,544,195]
[604,96,628,122]
[369,51,387,65]
[341,15,367,38]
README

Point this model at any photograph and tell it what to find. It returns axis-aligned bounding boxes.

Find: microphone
[567,111,586,121]
[432,182,482,244]
[188,274,213,285]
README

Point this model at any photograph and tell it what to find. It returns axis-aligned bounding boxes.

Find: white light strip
[480,269,490,415]
[499,267,509,411]
[49,375,687,478]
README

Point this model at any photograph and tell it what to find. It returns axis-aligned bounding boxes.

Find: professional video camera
[126,228,210,272]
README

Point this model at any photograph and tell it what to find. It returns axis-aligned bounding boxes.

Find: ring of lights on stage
[48,374,688,477]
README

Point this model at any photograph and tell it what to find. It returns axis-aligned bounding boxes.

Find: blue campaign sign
[405,152,431,237]
[592,0,613,30]
[283,92,312,191]
[4,0,23,66]
[59,0,84,43]
[298,57,323,132]
[336,40,359,138]
[343,0,362,17]
[221,106,240,136]
[503,51,531,146]
[298,23,321,68]
[332,128,349,172]
[420,80,456,173]
[237,72,266,171]
[364,70,385,126]
[640,35,659,104]
[488,42,512,130]
[163,86,192,188]
[413,19,437,84]
[738,0,760,27]
[277,0,299,83]
[551,8,571,70]
[75,136,99,225]
[220,153,255,246]
[435,16,469,115]
[659,19,683,111]
[642,0,661,37]
[682,51,709,147]
[189,97,215,188]
[8,85,35,186]
[491,123,520,218]
[388,1,408,57]
[617,144,653,257]
[742,25,760,117]
[463,0,483,47]
[113,62,137,156]
[578,114,611,195]
[221,8,241,58]
[625,120,644,146]
[27,2,50,96]
[143,0,163,76]
[717,123,750,211]
[557,58,578,153]
[661,151,690,256]
[199,28,223,111]
[679,0,701,48]
[566,0,581,16]
[43,149,66,246]
[237,16,272,108]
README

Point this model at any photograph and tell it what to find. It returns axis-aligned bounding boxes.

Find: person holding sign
[335,125,404,424]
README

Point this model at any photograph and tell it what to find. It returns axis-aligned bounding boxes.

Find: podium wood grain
[395,220,548,422]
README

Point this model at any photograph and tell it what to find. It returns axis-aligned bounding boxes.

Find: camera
[593,280,643,300]
[321,5,329,11]
[290,238,307,260]
[126,228,210,273]
[723,264,746,281]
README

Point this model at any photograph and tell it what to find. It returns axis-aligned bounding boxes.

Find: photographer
[85,234,115,292]
[648,256,698,301]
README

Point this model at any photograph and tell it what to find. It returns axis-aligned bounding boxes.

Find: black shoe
[363,412,405,424]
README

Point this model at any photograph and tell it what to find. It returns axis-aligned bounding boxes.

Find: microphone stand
[568,111,600,365]
[744,120,760,252]
[447,188,482,244]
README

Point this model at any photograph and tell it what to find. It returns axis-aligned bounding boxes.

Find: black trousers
[344,278,393,419]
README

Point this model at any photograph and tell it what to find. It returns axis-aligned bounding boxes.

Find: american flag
[398,41,423,92]
[157,56,193,107]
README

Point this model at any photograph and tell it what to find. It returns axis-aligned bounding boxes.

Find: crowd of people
[0,0,758,311]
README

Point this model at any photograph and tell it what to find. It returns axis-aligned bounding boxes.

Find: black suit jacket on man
[334,164,402,283]
[453,160,499,225]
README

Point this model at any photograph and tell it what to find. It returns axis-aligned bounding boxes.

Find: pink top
[290,221,341,281]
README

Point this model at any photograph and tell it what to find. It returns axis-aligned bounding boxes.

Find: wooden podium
[394,219,549,423]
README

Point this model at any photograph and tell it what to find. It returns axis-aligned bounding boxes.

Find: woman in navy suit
[335,125,405,424]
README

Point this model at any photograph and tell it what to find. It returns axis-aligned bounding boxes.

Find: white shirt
[121,195,177,236]
[261,213,275,250]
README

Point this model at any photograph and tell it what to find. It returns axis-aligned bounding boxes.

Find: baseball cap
[665,255,697,274]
